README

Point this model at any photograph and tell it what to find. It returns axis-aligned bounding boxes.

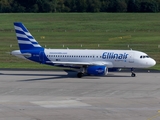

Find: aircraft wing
[46,61,113,67]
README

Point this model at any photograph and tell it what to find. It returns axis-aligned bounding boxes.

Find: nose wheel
[131,72,136,77]
[131,68,136,77]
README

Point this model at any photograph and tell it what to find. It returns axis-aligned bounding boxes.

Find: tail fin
[14,22,43,50]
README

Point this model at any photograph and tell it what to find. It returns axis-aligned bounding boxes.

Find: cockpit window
[140,55,150,59]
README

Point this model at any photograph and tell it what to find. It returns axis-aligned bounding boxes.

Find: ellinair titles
[102,52,128,59]
[11,22,156,78]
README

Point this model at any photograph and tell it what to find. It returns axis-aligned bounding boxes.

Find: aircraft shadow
[105,74,131,77]
[0,71,131,81]
[0,71,77,81]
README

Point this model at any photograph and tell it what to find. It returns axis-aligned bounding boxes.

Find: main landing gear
[131,68,136,77]
[77,72,83,78]
[77,66,87,78]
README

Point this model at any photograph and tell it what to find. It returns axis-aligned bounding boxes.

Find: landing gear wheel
[77,72,83,78]
[131,68,136,77]
[131,73,136,77]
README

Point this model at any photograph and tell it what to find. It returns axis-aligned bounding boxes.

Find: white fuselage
[12,49,156,69]
[44,49,156,68]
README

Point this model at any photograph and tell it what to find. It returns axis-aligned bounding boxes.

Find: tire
[77,73,83,78]
[131,73,136,77]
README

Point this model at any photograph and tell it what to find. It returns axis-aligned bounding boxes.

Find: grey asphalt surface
[0,70,160,120]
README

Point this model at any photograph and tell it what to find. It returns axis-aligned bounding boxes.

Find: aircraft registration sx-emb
[11,22,156,78]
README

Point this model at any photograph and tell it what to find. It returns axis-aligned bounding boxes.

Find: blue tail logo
[14,22,43,50]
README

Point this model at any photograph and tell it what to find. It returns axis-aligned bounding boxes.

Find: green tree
[107,0,127,12]
[76,0,87,12]
[86,0,101,12]
[140,0,158,12]
[11,1,25,12]
[116,0,127,12]
[56,0,66,12]
[100,0,110,12]
[64,0,77,12]
[127,0,136,12]
[155,0,160,11]
[0,0,12,12]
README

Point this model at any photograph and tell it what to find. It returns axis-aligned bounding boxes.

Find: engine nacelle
[87,66,108,76]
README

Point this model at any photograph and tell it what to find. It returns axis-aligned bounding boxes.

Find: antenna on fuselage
[128,44,132,50]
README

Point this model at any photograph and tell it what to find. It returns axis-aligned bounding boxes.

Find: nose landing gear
[131,68,136,77]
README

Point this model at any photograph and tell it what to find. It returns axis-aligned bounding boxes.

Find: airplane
[11,22,156,78]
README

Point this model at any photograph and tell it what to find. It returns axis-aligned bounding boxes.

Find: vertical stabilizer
[14,22,43,50]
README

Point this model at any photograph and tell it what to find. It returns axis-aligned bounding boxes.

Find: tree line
[0,0,160,13]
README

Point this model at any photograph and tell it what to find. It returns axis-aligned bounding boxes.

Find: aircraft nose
[152,59,156,66]
[149,58,156,67]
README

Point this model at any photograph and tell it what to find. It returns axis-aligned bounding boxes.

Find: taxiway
[0,70,160,120]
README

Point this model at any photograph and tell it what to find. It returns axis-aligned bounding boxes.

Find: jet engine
[87,66,108,76]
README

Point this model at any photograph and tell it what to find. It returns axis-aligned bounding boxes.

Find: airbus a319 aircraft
[11,22,156,78]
